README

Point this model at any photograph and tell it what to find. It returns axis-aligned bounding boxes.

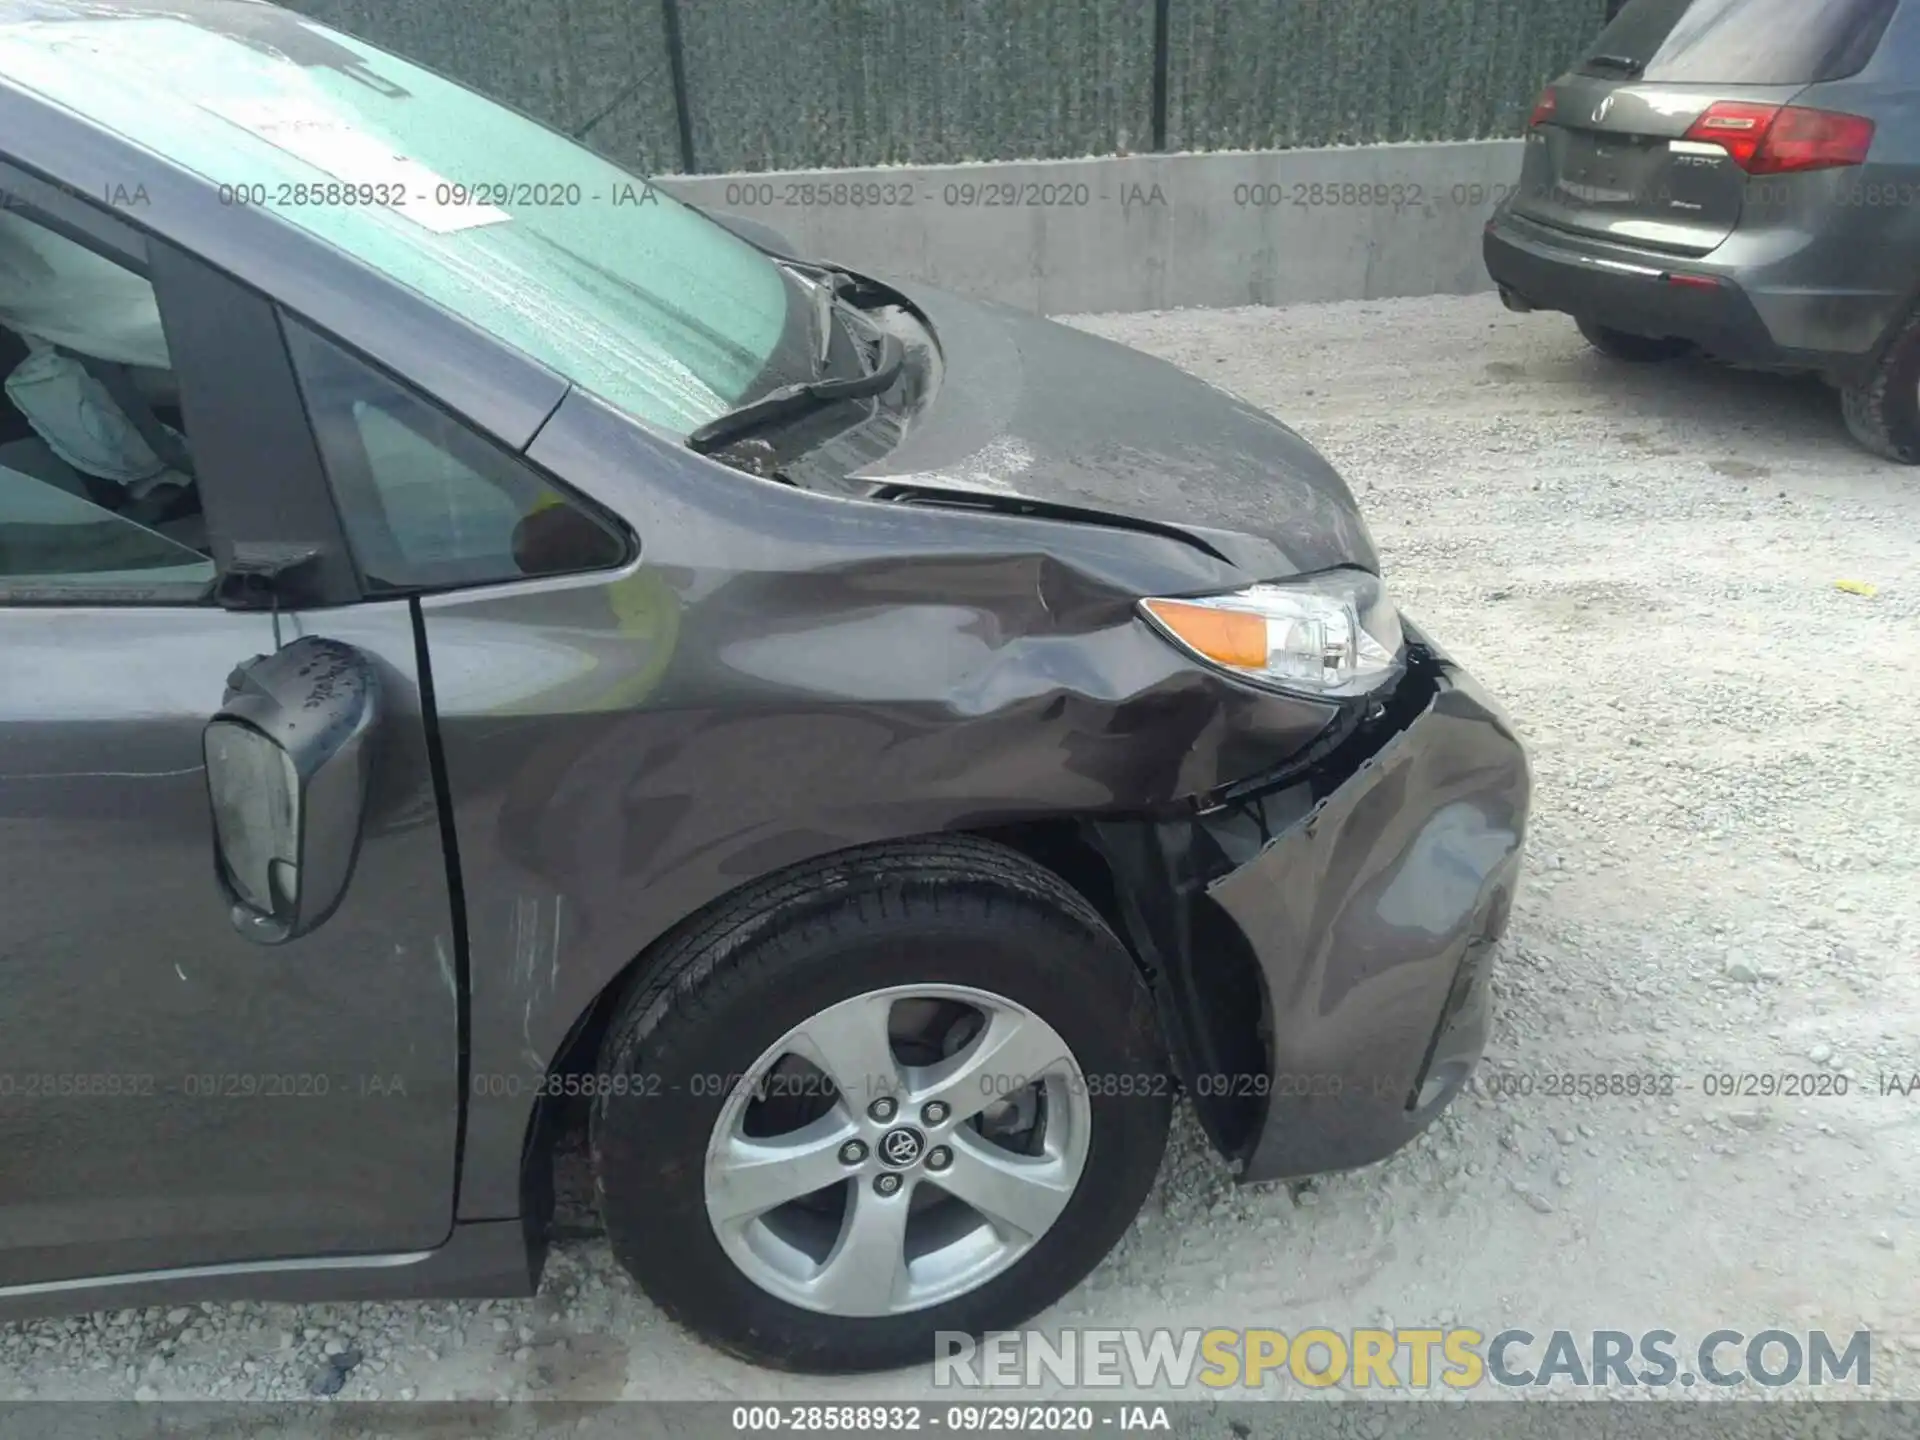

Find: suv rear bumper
[1484,209,1904,383]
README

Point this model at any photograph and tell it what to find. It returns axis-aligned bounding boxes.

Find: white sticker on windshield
[198,96,511,234]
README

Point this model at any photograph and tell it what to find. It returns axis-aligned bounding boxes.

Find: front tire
[1840,304,1920,463]
[589,837,1171,1373]
[1576,317,1693,363]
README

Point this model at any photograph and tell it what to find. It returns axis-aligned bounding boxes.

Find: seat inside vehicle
[0,318,210,556]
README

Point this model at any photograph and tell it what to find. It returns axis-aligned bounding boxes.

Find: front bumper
[1093,623,1529,1183]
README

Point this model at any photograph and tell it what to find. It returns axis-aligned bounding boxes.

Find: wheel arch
[510,820,1271,1233]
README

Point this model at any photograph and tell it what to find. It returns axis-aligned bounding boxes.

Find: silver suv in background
[1483,0,1920,462]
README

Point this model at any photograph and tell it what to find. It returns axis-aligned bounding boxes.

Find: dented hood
[849,283,1381,579]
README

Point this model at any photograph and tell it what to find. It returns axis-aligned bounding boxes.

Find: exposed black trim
[147,241,363,607]
[660,0,699,174]
[1199,646,1436,813]
[1081,815,1269,1162]
[408,596,475,1217]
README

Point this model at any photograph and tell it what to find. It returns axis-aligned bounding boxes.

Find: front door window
[0,208,211,600]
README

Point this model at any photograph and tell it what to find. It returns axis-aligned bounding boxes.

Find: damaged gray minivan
[0,0,1528,1373]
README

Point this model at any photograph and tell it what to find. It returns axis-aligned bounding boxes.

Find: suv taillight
[1684,101,1875,174]
[1529,87,1558,127]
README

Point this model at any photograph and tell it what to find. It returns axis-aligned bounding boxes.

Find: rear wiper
[1582,52,1645,76]
[687,332,905,455]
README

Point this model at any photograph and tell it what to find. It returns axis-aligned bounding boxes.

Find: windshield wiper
[812,272,854,368]
[687,332,905,456]
[1582,52,1645,76]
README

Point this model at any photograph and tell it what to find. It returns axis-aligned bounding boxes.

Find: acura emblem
[1593,95,1615,123]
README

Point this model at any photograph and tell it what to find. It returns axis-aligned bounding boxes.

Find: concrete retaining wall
[297,0,1595,176]
[659,140,1525,315]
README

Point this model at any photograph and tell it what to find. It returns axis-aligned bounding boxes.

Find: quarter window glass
[284,318,628,593]
[0,208,211,602]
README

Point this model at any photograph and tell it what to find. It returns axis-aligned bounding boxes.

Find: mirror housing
[203,636,379,945]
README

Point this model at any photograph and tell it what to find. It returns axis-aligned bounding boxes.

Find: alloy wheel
[702,983,1091,1317]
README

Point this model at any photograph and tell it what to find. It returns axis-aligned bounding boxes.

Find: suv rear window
[1582,0,1899,84]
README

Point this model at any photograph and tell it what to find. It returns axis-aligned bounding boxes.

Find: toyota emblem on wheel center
[878,1126,927,1168]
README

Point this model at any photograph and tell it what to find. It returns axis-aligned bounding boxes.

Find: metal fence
[292,0,1608,176]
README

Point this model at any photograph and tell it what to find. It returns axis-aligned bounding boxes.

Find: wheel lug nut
[838,1139,867,1165]
[925,1146,952,1172]
[873,1172,902,1196]
[867,1096,897,1122]
[922,1101,949,1125]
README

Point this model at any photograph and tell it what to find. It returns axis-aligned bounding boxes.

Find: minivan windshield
[1581,0,1899,84]
[0,0,814,437]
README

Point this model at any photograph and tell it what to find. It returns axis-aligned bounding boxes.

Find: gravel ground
[3,294,1917,1414]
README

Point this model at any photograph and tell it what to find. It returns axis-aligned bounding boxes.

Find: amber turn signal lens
[1140,598,1267,669]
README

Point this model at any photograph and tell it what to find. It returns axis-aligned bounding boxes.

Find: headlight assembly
[1139,569,1404,698]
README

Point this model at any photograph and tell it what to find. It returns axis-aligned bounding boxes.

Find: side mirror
[202,636,379,945]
